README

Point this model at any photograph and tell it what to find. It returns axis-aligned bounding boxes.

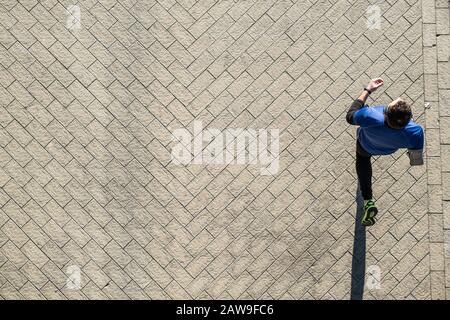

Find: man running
[346,78,424,226]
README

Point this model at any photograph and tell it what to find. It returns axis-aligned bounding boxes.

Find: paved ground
[423,0,450,299]
[0,0,448,300]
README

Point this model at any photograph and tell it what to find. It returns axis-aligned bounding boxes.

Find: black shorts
[356,140,372,157]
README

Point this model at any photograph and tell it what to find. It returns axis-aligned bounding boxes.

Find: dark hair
[386,99,412,129]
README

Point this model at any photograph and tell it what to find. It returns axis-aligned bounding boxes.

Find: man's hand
[366,78,384,93]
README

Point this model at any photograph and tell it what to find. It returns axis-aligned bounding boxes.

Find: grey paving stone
[1,0,447,300]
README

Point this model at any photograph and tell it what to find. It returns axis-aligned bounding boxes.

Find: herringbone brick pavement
[0,0,437,299]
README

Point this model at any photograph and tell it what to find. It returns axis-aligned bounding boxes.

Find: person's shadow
[350,185,366,300]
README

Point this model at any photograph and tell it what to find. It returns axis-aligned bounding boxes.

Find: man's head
[385,98,412,129]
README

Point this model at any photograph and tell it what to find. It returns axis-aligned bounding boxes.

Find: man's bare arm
[357,90,370,103]
[346,78,384,125]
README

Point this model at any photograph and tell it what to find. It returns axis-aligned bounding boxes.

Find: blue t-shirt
[353,105,424,155]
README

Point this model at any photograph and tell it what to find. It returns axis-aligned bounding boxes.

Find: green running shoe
[362,200,378,226]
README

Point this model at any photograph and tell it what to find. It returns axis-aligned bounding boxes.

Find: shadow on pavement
[350,185,366,300]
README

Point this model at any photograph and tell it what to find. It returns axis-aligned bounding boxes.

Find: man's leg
[355,142,378,226]
[355,152,373,200]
